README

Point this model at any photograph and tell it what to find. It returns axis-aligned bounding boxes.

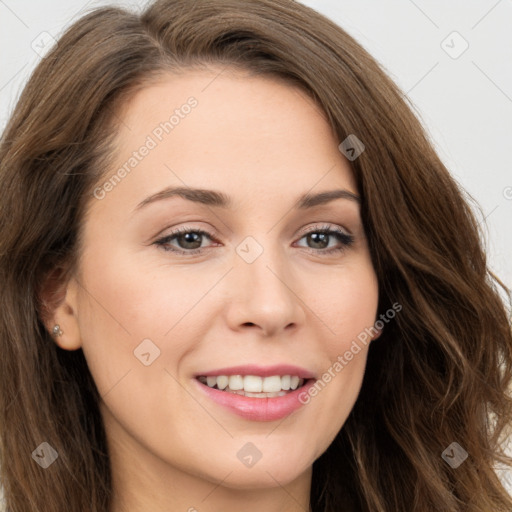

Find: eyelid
[296,221,352,237]
[155,221,351,240]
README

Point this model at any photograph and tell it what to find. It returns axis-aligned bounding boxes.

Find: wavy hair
[1,1,511,510]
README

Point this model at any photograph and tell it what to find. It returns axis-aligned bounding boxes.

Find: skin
[46,66,380,512]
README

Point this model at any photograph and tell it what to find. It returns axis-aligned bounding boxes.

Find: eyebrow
[133,186,361,212]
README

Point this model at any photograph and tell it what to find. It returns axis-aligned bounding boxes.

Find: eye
[154,226,217,255]
[153,223,354,256]
[294,224,354,256]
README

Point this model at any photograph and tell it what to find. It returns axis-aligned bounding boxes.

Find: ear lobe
[38,267,82,351]
[372,323,384,341]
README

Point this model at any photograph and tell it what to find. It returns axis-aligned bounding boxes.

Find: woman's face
[57,67,379,497]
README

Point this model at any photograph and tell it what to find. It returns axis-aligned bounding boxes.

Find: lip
[193,376,316,422]
[194,364,316,379]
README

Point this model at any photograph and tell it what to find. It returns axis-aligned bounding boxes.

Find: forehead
[94,67,357,213]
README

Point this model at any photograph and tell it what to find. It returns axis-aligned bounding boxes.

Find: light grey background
[0,0,511,505]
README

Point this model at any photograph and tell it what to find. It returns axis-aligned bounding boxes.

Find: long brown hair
[1,1,511,510]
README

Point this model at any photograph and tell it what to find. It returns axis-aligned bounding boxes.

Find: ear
[38,266,82,351]
[371,317,384,341]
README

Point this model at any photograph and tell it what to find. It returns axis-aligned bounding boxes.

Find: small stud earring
[52,324,64,337]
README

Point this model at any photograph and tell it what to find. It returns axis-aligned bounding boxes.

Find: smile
[192,375,316,421]
[196,374,305,397]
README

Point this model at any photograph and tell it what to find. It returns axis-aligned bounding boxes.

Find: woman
[0,0,511,510]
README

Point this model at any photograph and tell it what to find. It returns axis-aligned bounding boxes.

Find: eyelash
[154,224,354,257]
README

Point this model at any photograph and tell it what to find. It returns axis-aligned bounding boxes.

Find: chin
[197,449,312,489]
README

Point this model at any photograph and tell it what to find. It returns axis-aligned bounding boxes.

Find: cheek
[77,244,208,339]
[295,258,378,446]
[299,326,373,459]
[74,247,199,396]
[302,258,379,351]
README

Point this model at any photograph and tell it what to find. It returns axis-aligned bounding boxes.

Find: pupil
[179,232,202,249]
[308,233,328,249]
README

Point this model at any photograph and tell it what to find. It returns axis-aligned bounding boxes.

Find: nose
[223,242,305,338]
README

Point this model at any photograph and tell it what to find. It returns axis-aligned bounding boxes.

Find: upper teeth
[198,375,303,393]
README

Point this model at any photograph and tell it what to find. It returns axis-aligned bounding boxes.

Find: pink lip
[195,364,316,379]
[193,377,316,422]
